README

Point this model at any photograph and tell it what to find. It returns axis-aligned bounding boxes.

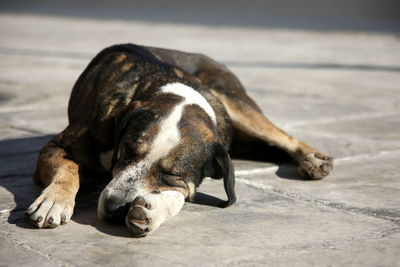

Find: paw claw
[61,214,67,224]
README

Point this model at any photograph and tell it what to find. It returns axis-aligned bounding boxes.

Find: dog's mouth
[97,179,143,224]
[98,200,131,224]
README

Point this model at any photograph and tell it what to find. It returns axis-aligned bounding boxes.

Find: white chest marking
[160,82,217,125]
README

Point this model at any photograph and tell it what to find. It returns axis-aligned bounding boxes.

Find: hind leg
[27,129,81,228]
[213,91,333,179]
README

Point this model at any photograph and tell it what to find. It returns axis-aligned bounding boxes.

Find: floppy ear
[114,101,142,130]
[210,143,237,208]
[111,101,142,169]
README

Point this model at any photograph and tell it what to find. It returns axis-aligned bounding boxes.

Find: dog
[26,44,333,237]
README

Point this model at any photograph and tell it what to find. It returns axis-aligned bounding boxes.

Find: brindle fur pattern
[27,44,333,236]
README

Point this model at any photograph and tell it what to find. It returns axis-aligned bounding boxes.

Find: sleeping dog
[27,44,333,237]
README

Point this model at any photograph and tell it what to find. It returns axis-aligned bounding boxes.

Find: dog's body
[27,44,333,237]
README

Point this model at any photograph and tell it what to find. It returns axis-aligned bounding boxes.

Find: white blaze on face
[146,102,183,164]
[117,82,216,178]
[99,82,216,216]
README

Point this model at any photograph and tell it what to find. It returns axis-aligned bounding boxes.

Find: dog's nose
[98,195,130,224]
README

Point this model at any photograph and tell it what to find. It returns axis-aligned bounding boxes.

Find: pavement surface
[1,1,400,266]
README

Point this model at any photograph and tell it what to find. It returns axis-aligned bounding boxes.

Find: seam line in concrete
[334,149,400,163]
[235,165,279,177]
[236,177,400,224]
[3,46,400,73]
[235,148,400,177]
[0,231,76,267]
[235,149,400,223]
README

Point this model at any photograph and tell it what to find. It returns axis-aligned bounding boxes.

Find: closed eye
[162,172,186,188]
[162,170,181,178]
[124,144,137,156]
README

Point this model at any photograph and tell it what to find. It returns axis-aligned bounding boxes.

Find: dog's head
[98,82,236,222]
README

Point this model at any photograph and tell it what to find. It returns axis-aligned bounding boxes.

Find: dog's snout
[104,196,123,215]
[98,170,144,224]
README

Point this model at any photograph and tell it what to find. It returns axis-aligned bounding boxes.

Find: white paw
[125,190,184,237]
[26,186,75,228]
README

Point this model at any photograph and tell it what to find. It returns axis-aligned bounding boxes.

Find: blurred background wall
[1,0,399,32]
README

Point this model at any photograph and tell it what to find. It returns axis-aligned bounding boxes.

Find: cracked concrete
[1,1,400,266]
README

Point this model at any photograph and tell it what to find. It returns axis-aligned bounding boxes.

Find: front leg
[126,190,185,237]
[27,132,80,228]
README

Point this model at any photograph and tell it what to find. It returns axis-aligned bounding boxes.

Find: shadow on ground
[0,134,301,237]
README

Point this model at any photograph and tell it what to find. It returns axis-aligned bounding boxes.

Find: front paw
[125,195,158,238]
[298,152,333,180]
[125,190,185,237]
[26,185,75,228]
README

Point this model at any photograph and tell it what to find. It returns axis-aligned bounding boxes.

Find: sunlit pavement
[1,2,400,266]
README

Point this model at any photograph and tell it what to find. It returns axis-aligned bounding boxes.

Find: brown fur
[28,43,333,232]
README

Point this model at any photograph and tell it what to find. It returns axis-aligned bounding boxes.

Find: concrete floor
[0,2,400,266]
